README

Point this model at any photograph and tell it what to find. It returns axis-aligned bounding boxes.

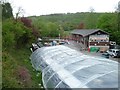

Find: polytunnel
[30,45,119,89]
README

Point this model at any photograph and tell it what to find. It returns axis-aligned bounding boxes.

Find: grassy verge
[2,47,43,88]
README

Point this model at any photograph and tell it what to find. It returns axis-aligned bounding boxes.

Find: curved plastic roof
[30,45,119,88]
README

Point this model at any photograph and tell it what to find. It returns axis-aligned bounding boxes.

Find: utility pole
[59,33,60,42]
[59,25,61,42]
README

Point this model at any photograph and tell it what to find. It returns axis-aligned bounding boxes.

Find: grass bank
[2,47,43,88]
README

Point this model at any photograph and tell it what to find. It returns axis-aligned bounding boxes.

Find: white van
[107,49,120,57]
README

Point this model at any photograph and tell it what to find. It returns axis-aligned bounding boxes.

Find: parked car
[116,51,120,58]
[106,49,120,58]
[102,52,109,58]
[59,41,65,45]
[30,43,39,52]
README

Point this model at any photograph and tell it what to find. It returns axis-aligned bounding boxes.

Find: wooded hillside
[30,12,120,44]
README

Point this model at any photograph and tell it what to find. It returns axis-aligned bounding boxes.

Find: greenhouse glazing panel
[30,45,119,89]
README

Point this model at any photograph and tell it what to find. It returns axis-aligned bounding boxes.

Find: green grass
[2,47,44,88]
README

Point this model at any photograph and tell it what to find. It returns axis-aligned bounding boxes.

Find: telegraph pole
[59,25,61,42]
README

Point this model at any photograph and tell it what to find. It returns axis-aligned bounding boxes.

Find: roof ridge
[71,29,108,37]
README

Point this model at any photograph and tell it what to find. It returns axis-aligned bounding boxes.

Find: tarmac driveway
[64,40,120,63]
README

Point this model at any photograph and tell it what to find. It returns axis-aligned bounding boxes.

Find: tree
[89,7,95,13]
[85,8,96,29]
[32,26,40,38]
[2,2,13,20]
[117,1,120,31]
[38,22,60,37]
[97,13,120,44]
[20,17,40,38]
[97,14,112,31]
[116,1,120,12]
[20,17,32,28]
[15,7,24,22]
[2,18,38,49]
[2,19,15,48]
[77,22,85,29]
[0,3,2,21]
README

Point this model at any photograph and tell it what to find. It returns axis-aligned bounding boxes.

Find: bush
[2,19,36,49]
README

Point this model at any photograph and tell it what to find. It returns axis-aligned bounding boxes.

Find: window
[109,50,112,52]
[116,51,120,53]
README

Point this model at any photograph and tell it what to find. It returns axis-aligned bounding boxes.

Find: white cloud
[9,0,120,16]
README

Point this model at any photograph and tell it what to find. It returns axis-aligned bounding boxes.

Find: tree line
[30,10,120,44]
[2,2,40,49]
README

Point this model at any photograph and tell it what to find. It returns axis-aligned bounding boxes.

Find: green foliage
[85,12,98,29]
[2,52,21,88]
[97,13,120,44]
[2,48,43,88]
[2,2,13,20]
[31,13,99,39]
[34,21,60,37]
[45,22,59,37]
[97,13,113,30]
[2,2,43,88]
[30,12,120,44]
[2,19,15,48]
[30,12,102,31]
[2,19,35,49]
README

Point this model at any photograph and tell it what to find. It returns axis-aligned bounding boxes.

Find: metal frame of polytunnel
[30,45,119,89]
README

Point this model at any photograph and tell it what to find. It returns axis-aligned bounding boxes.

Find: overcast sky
[8,0,120,16]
